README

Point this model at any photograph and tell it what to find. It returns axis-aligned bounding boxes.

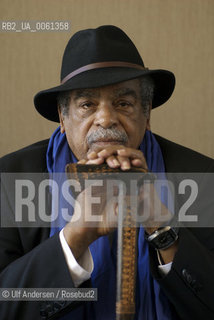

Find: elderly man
[0,25,214,320]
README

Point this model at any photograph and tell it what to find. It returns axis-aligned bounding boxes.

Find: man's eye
[117,101,132,108]
[80,102,94,109]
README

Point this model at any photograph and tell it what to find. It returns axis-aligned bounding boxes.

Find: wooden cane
[66,163,148,320]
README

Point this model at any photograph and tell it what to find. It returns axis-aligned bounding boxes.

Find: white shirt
[59,229,172,287]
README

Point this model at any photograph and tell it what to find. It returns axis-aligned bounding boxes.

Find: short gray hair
[57,91,71,116]
[57,75,155,117]
[138,76,154,116]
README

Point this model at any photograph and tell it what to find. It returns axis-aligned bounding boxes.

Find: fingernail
[122,163,130,170]
[113,159,120,166]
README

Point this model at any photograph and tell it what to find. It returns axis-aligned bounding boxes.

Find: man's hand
[138,182,178,264]
[63,179,118,260]
[78,145,148,171]
[64,145,147,260]
[64,145,178,264]
[138,182,173,233]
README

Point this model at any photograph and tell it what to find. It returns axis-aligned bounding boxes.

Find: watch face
[148,228,178,250]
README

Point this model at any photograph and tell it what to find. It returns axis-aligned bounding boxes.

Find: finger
[87,151,99,160]
[117,148,148,170]
[77,159,87,164]
[97,145,124,158]
[85,158,105,165]
[117,155,131,170]
[117,148,144,160]
[105,156,120,168]
[131,158,145,168]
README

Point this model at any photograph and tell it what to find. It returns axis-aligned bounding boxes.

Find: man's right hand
[63,180,118,261]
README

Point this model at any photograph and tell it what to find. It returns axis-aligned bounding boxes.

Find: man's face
[59,79,151,160]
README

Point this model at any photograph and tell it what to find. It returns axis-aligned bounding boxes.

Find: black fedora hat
[34,25,175,122]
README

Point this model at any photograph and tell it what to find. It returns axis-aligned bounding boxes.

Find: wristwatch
[145,226,179,250]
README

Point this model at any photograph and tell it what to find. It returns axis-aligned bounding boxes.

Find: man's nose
[93,103,118,128]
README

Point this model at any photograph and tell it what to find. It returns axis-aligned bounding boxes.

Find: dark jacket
[0,134,214,320]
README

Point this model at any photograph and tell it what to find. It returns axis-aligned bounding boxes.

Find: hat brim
[34,67,175,122]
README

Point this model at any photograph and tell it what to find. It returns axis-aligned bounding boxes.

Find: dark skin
[59,79,178,265]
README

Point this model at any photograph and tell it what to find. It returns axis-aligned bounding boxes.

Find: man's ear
[58,106,65,134]
[146,118,151,131]
[146,105,152,130]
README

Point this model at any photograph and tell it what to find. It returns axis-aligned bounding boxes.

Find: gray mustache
[87,128,128,146]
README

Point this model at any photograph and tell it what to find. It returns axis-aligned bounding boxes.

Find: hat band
[61,61,147,84]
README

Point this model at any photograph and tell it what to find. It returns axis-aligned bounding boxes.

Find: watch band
[145,226,179,250]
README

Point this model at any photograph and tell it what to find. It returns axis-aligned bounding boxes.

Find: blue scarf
[47,127,176,320]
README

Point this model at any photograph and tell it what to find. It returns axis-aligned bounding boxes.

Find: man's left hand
[78,145,148,171]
